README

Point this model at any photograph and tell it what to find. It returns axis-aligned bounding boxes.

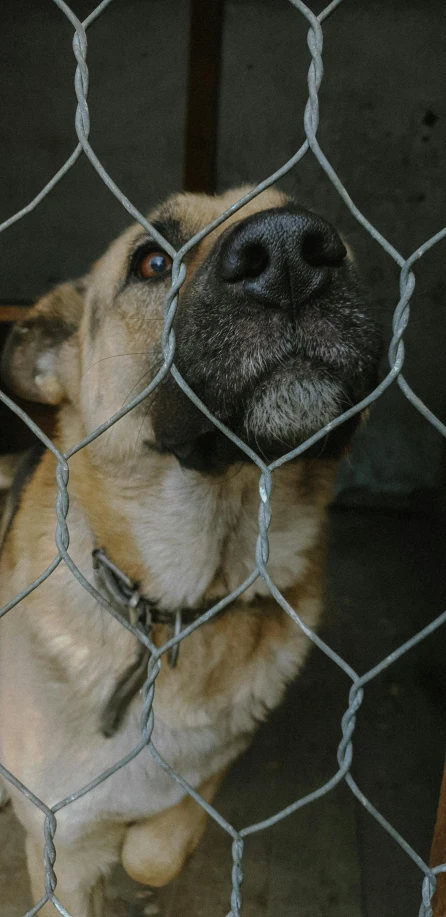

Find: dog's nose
[217,207,347,313]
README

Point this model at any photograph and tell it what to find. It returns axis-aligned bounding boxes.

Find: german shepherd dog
[0,187,380,915]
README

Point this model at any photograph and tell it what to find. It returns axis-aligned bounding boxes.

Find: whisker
[121,359,165,408]
[81,352,149,379]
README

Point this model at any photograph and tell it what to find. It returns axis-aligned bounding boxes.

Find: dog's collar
[92,548,227,737]
[93,547,180,657]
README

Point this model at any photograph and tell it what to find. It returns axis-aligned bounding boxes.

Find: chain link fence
[0,1,445,915]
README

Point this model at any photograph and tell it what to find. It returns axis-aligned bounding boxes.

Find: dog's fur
[0,187,380,916]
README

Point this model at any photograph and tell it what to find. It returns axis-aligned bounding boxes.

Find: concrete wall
[1,0,445,495]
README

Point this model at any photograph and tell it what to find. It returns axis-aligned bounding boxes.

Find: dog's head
[2,187,381,473]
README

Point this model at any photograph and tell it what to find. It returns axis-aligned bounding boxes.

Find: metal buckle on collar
[128,590,153,636]
[93,547,182,667]
[93,548,153,631]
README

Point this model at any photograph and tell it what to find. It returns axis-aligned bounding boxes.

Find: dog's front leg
[121,769,225,887]
[25,824,123,917]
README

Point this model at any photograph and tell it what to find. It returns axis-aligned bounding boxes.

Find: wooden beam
[431,763,446,916]
[0,305,29,323]
[184,0,224,193]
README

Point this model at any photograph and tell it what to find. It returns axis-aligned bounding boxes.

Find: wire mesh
[0,1,445,915]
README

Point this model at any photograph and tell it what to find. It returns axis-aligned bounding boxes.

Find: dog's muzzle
[151,203,381,472]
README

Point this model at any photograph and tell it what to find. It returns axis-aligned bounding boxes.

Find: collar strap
[92,547,221,633]
[92,548,228,737]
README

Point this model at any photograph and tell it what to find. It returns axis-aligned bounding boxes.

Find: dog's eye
[135,249,173,281]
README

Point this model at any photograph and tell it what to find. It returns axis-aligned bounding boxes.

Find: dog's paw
[0,779,10,809]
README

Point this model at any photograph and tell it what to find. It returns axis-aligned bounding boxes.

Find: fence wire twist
[0,1,445,915]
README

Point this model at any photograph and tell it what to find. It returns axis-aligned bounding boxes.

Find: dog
[0,186,381,916]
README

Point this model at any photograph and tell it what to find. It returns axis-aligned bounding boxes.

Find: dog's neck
[61,414,336,612]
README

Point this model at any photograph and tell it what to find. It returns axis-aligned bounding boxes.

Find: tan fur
[122,769,226,886]
[0,188,342,916]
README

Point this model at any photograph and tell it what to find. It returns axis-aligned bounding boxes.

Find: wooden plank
[184,0,224,193]
[431,764,446,917]
[0,305,29,323]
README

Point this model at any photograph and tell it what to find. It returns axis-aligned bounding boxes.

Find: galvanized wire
[0,1,444,915]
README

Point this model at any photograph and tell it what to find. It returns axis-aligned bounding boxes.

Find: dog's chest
[6,685,250,844]
[128,464,319,608]
[0,459,325,842]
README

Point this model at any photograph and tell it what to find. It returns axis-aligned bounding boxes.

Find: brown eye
[136,250,173,280]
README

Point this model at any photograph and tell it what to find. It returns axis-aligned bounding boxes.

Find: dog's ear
[1,281,85,404]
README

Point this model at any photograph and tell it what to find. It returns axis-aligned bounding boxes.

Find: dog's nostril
[241,242,270,279]
[301,229,347,268]
[220,239,270,283]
